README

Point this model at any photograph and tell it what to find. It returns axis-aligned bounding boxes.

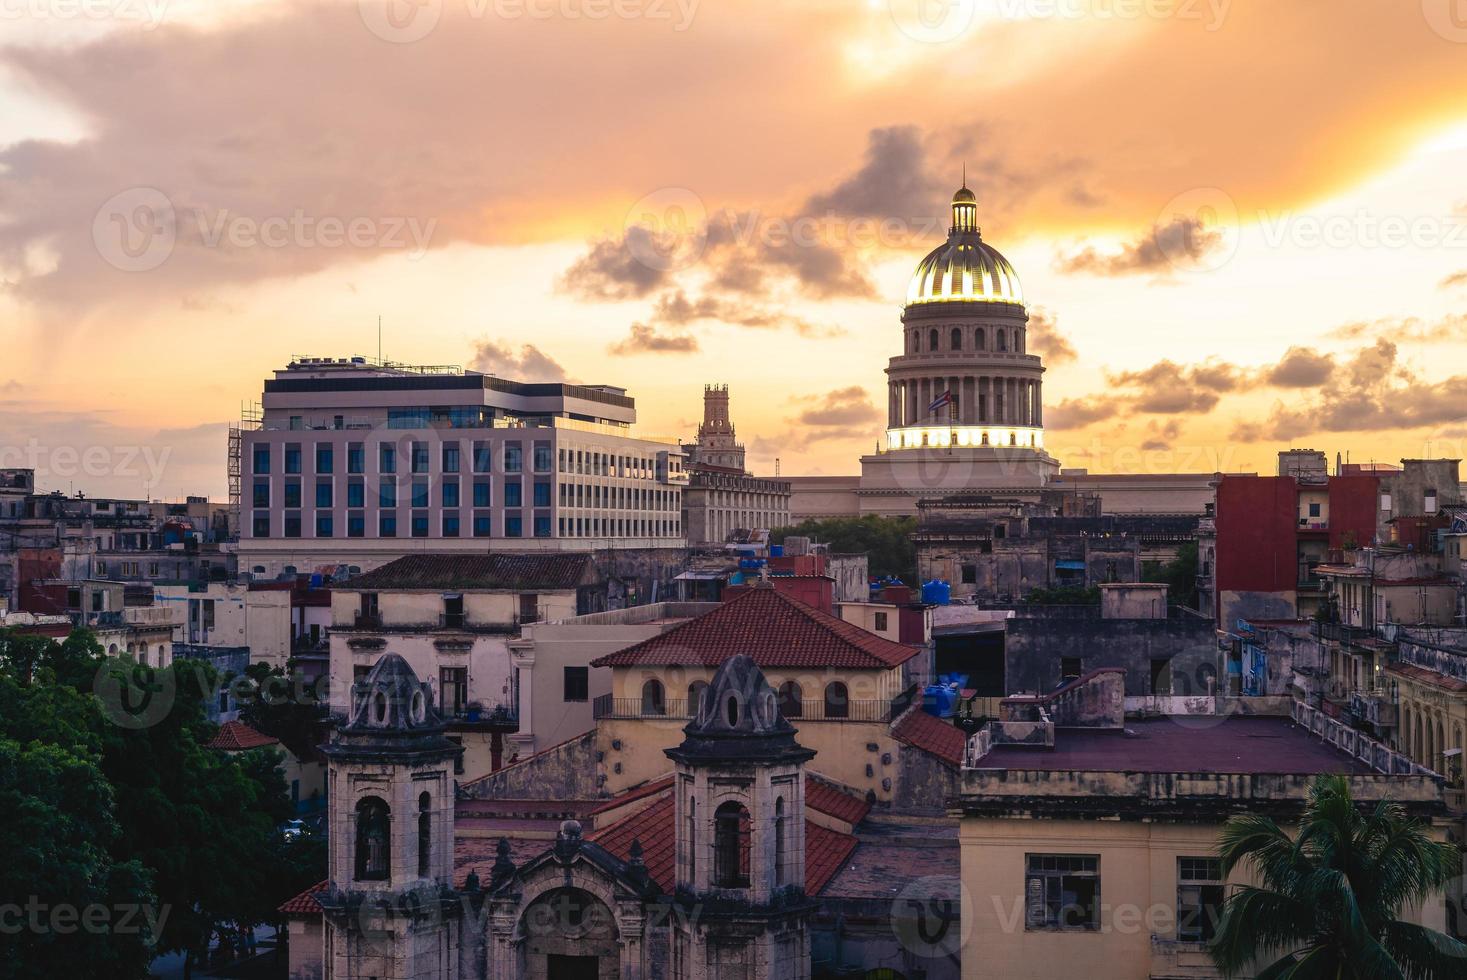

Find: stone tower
[666,654,816,979]
[318,653,466,979]
[694,383,747,473]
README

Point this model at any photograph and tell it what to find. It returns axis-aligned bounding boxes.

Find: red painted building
[1214,472,1379,625]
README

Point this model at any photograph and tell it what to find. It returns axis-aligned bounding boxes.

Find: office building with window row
[236,356,687,577]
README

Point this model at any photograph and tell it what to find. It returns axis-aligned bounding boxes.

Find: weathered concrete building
[956,671,1453,980]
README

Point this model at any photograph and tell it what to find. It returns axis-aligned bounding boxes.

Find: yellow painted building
[589,584,921,800]
[958,685,1452,980]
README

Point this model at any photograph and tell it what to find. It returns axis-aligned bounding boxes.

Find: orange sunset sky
[3,0,1467,499]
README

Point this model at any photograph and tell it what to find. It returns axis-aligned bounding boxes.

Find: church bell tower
[318,653,465,979]
[666,654,816,979]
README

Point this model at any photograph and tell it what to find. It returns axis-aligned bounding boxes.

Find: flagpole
[948,395,956,456]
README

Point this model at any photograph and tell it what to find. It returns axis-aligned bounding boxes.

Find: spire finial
[962,162,966,189]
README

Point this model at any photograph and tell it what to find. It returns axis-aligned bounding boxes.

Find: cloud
[1054,215,1225,277]
[1045,396,1123,430]
[781,386,881,449]
[1439,270,1467,291]
[803,125,945,222]
[607,323,699,356]
[469,340,568,381]
[1104,359,1240,414]
[1025,307,1077,366]
[1266,347,1335,388]
[1327,313,1467,344]
[1235,339,1467,440]
[558,230,671,301]
[791,386,881,428]
[650,288,838,337]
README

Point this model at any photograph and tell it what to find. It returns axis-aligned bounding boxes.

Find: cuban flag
[928,390,954,414]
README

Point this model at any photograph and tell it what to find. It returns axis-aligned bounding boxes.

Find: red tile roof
[805,776,872,826]
[588,776,675,816]
[278,880,327,915]
[207,720,281,751]
[1387,662,1467,693]
[891,707,966,768]
[590,587,919,670]
[589,791,857,895]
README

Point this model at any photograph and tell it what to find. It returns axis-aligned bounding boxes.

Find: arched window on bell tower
[714,801,751,888]
[997,329,1008,351]
[355,796,391,881]
[928,328,939,351]
[976,327,986,350]
[417,791,431,878]
[950,327,962,350]
[774,796,787,887]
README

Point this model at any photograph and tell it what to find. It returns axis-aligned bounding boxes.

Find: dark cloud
[1236,339,1467,440]
[469,340,568,381]
[1327,313,1467,344]
[1104,359,1240,414]
[1054,215,1224,277]
[558,230,671,301]
[791,386,881,428]
[607,323,699,356]
[1045,396,1123,429]
[650,289,837,337]
[1024,307,1077,366]
[803,125,944,222]
[1266,347,1335,388]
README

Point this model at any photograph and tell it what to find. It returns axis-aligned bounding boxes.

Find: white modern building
[236,357,688,577]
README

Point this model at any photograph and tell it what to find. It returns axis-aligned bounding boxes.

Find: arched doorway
[519,886,619,980]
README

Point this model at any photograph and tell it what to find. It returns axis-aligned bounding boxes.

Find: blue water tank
[770,545,784,557]
[922,684,958,718]
[920,579,951,605]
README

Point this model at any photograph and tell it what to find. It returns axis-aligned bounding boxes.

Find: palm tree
[1210,774,1467,978]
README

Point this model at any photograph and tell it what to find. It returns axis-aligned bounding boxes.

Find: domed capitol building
[788,185,1217,519]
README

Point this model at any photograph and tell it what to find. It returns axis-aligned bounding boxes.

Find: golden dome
[905,187,1023,307]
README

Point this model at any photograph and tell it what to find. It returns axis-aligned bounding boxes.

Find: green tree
[772,515,917,582]
[0,629,325,976]
[1142,540,1200,610]
[1210,774,1467,978]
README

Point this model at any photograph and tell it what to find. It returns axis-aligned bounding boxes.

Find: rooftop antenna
[377,315,382,364]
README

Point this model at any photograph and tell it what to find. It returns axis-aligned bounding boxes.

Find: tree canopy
[0,628,325,978]
[1211,774,1467,978]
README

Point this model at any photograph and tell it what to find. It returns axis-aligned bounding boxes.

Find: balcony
[341,611,519,634]
[1348,688,1398,729]
[592,693,910,723]
[1313,620,1375,644]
